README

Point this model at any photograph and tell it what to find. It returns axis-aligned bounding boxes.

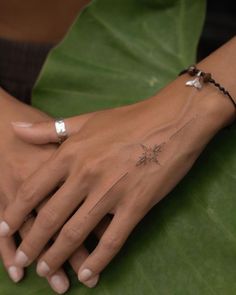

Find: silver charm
[185,71,203,89]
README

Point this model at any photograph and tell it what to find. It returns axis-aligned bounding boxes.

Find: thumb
[11,113,95,144]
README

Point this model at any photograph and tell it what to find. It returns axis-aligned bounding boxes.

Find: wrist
[194,36,236,129]
[139,37,236,134]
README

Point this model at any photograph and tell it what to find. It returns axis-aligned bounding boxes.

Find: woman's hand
[1,63,234,287]
[0,88,104,292]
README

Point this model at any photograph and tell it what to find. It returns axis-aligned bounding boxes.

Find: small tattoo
[136,143,165,166]
[88,171,129,215]
[168,116,197,141]
[135,116,198,167]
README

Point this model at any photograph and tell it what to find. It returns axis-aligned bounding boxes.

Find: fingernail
[8,266,23,283]
[15,250,29,266]
[37,261,50,277]
[0,221,10,236]
[11,121,33,128]
[78,268,93,282]
[50,275,69,294]
[84,275,99,288]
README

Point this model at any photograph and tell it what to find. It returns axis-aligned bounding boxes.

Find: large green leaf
[1,0,223,294]
[32,0,205,117]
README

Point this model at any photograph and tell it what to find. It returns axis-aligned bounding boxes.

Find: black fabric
[0,37,54,105]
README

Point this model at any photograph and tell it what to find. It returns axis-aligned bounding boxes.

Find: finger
[0,156,66,237]
[68,215,111,288]
[19,215,70,294]
[47,269,69,294]
[78,209,142,283]
[93,215,112,238]
[35,195,111,278]
[0,237,24,283]
[69,245,99,289]
[0,208,24,283]
[35,172,128,277]
[14,179,87,267]
[11,112,95,144]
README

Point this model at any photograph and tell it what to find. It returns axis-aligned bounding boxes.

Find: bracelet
[179,65,236,109]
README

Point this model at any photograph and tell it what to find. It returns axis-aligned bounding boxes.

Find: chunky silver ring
[55,119,68,144]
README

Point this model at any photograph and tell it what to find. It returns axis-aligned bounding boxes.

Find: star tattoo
[136,143,165,166]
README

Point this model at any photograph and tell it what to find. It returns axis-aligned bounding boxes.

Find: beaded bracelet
[179,65,236,109]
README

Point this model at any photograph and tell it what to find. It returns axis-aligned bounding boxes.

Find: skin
[0,0,236,292]
[0,0,91,43]
[0,87,109,292]
[1,37,236,287]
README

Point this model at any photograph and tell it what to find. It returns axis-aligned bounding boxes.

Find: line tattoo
[136,115,198,167]
[88,171,129,215]
[168,116,198,141]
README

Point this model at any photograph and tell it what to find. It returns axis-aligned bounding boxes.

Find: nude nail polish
[84,275,99,288]
[37,261,50,276]
[50,275,68,294]
[11,121,33,128]
[79,268,93,281]
[15,250,29,266]
[0,221,10,236]
[8,266,23,283]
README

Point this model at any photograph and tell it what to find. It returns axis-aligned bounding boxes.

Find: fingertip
[37,260,50,277]
[11,121,33,128]
[0,221,10,237]
[83,275,99,288]
[15,250,29,267]
[49,273,70,294]
[8,266,24,283]
[11,120,58,144]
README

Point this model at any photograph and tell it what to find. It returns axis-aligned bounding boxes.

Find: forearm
[0,88,56,207]
[130,37,236,143]
[0,0,91,43]
[0,88,50,126]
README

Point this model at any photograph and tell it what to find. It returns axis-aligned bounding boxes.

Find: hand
[1,62,233,287]
[0,88,104,292]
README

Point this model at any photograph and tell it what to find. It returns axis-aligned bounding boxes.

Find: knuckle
[61,225,81,244]
[51,150,68,169]
[57,140,78,162]
[17,182,35,203]
[37,206,59,230]
[83,161,98,177]
[101,235,122,252]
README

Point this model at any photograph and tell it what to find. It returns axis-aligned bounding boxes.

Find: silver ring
[55,119,68,144]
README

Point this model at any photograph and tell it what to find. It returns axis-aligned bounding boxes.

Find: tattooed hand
[0,41,235,287]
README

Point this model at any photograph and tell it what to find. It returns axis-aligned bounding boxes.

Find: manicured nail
[15,250,29,266]
[50,275,69,294]
[11,121,33,128]
[84,275,99,288]
[8,266,23,283]
[78,268,93,282]
[37,261,50,277]
[0,221,10,236]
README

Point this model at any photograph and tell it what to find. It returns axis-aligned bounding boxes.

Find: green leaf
[32,0,205,117]
[0,0,212,294]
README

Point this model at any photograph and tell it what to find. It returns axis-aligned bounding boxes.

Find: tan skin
[0,1,236,293]
[0,0,91,43]
[1,36,236,289]
[0,88,110,292]
[0,1,97,293]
